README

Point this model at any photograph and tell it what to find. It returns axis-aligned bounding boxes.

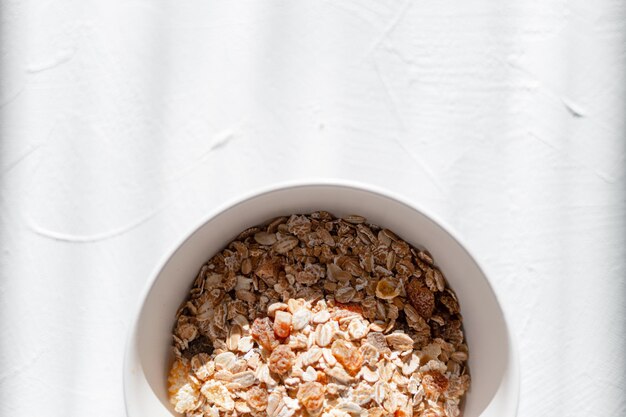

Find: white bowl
[124,180,519,417]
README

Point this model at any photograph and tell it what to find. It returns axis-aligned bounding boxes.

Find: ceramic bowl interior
[124,183,518,417]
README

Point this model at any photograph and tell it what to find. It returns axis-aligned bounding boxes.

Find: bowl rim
[123,178,520,417]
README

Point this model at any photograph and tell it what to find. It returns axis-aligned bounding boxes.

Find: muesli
[168,212,470,417]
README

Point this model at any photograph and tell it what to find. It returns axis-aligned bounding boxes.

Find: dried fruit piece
[375,278,401,300]
[297,382,325,411]
[422,370,449,397]
[405,279,435,319]
[331,339,364,375]
[268,345,295,375]
[247,385,269,411]
[251,317,279,351]
[168,359,201,413]
[273,310,292,338]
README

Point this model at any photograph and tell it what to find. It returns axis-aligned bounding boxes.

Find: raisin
[268,345,295,376]
[331,339,363,375]
[297,382,325,411]
[251,317,279,351]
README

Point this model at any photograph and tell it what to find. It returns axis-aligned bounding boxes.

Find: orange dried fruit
[273,310,292,338]
[246,385,268,411]
[297,381,325,411]
[375,278,401,300]
[331,339,364,375]
[251,317,279,351]
[268,344,295,375]
[422,370,449,396]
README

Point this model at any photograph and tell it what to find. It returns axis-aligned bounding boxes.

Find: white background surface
[1,1,624,416]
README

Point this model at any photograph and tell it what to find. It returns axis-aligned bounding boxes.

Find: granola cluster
[168,212,470,417]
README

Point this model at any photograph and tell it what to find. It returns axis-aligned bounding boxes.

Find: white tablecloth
[1,1,624,416]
